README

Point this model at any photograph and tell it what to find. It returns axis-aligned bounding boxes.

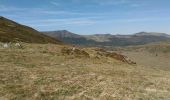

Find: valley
[0,17,170,100]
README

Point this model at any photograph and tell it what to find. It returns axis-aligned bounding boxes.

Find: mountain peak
[44,30,82,39]
[60,30,70,33]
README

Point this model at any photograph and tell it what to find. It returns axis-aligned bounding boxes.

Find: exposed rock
[61,47,90,58]
[106,52,136,64]
[96,50,136,65]
[14,43,23,48]
[61,47,135,64]
[3,43,10,48]
[0,42,23,49]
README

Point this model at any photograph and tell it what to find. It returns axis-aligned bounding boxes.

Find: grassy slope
[0,43,170,100]
[0,17,61,44]
[116,41,170,70]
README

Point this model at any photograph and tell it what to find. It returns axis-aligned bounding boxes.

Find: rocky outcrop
[61,47,90,58]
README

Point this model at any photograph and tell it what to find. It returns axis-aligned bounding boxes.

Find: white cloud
[97,0,128,5]
[50,1,60,6]
[35,10,84,15]
[71,0,145,8]
[0,4,109,17]
[22,17,97,26]
[0,6,20,12]
[71,0,130,5]
[96,17,170,24]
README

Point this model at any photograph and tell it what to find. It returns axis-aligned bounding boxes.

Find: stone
[3,43,9,48]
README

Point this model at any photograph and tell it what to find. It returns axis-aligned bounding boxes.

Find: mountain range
[43,30,170,46]
[0,16,170,47]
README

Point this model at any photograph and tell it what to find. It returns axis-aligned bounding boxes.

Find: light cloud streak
[21,17,97,27]
[50,1,60,6]
[1,0,170,34]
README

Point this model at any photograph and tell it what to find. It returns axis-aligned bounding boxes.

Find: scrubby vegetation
[0,43,170,100]
[0,16,60,44]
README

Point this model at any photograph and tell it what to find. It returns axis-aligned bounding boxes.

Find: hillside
[44,30,170,46]
[111,40,170,70]
[0,43,170,99]
[0,16,61,44]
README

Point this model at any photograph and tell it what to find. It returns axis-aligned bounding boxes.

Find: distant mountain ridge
[0,16,61,44]
[134,32,170,37]
[44,30,82,38]
[1,16,169,46]
[43,30,97,45]
[43,30,170,46]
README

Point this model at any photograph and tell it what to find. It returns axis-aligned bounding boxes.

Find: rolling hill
[110,39,170,71]
[44,30,170,46]
[0,16,61,44]
[1,43,170,99]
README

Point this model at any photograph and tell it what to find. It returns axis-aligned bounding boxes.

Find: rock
[96,50,136,65]
[3,43,9,48]
[106,52,128,62]
[61,47,90,58]
[15,43,22,48]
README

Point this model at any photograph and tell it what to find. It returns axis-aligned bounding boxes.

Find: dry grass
[0,43,170,100]
[117,43,170,71]
[0,17,60,44]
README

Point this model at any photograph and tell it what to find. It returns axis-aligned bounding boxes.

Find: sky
[0,0,170,35]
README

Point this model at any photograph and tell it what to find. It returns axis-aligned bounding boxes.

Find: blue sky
[0,0,170,35]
